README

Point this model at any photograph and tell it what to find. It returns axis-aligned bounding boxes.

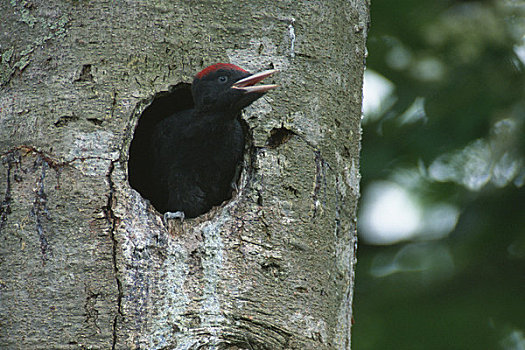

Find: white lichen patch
[257,152,286,178]
[111,164,191,349]
[144,243,190,348]
[335,238,352,275]
[70,157,113,177]
[336,151,360,197]
[68,130,117,158]
[288,19,296,58]
[335,282,352,348]
[346,158,361,196]
[64,130,119,176]
[334,235,356,348]
[195,213,229,346]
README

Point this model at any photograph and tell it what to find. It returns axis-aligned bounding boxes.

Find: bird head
[191,63,278,113]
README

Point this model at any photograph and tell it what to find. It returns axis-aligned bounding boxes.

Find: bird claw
[163,211,185,225]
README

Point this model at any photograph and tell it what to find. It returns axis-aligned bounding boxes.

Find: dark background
[354,0,525,349]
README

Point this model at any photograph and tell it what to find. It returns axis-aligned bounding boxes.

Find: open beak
[232,69,278,93]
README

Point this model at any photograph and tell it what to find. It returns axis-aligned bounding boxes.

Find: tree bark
[0,0,369,348]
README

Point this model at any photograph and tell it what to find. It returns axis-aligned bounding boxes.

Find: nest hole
[128,83,193,213]
[128,83,247,219]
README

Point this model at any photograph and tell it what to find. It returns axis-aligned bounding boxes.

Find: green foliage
[354,0,525,348]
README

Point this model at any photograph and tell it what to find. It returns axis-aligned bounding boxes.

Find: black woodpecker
[149,63,277,221]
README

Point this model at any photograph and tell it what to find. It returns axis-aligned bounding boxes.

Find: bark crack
[0,145,112,170]
[312,150,329,219]
[84,285,102,334]
[3,145,125,345]
[334,174,342,239]
[1,146,119,264]
[0,153,15,234]
[31,156,51,263]
[104,160,123,350]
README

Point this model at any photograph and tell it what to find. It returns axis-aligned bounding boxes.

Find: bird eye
[218,76,228,83]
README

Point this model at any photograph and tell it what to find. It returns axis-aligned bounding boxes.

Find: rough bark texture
[0,0,369,349]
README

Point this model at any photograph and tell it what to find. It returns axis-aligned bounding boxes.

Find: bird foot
[163,211,185,225]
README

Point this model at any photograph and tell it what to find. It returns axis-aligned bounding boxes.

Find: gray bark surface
[0,0,369,348]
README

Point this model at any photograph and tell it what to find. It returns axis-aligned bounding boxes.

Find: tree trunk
[0,0,368,348]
